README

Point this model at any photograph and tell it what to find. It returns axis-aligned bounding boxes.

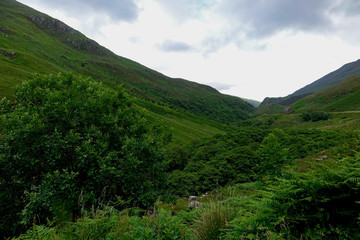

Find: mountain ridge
[259,58,360,111]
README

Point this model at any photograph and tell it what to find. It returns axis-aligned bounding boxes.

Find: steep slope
[291,75,360,112]
[0,0,253,124]
[259,59,360,108]
[292,59,360,97]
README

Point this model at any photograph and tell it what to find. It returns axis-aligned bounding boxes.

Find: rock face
[188,201,202,209]
[28,15,76,34]
[27,15,106,56]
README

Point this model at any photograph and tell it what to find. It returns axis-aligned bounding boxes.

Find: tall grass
[192,202,232,240]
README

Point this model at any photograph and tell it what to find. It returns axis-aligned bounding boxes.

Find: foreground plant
[0,73,169,237]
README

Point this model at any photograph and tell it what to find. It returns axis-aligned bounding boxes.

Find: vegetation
[301,111,330,122]
[2,74,359,239]
[1,1,360,239]
[0,74,169,236]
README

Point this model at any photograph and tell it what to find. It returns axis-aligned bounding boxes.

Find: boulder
[188,201,202,209]
[188,195,197,200]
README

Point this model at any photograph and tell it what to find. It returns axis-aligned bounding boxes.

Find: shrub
[0,73,169,237]
[301,111,330,122]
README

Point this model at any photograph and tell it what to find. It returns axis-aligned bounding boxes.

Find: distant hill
[0,0,253,125]
[291,75,360,112]
[259,59,360,109]
[241,98,261,108]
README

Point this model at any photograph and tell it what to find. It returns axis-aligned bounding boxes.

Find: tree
[0,73,169,236]
[255,133,288,178]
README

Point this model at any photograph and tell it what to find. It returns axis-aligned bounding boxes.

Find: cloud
[157,39,194,52]
[333,0,360,16]
[218,0,332,38]
[201,0,360,54]
[153,0,215,23]
[207,82,234,91]
[29,0,139,22]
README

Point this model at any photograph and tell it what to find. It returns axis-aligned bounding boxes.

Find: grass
[137,99,228,145]
[291,76,360,112]
[254,112,360,131]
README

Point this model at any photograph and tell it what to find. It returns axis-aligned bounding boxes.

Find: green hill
[259,59,360,109]
[291,75,360,112]
[0,0,253,126]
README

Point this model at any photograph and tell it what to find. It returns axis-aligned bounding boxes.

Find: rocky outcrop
[0,49,16,58]
[27,15,106,56]
[28,15,76,35]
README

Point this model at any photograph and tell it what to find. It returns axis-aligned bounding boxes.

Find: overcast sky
[17,0,360,101]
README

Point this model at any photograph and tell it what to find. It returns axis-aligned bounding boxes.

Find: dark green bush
[0,73,169,237]
[301,111,330,122]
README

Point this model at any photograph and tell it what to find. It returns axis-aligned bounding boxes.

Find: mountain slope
[0,0,253,124]
[291,75,360,112]
[259,59,360,108]
[292,59,360,97]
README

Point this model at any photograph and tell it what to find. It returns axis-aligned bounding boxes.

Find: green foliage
[255,133,288,178]
[168,129,269,196]
[14,208,192,240]
[0,73,169,237]
[226,154,360,239]
[168,128,352,196]
[301,111,330,122]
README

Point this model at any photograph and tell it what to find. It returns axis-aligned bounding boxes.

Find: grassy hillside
[259,59,360,108]
[292,59,360,96]
[255,112,360,131]
[291,75,360,112]
[0,0,253,125]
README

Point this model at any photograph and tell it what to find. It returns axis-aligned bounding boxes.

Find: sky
[17,0,360,101]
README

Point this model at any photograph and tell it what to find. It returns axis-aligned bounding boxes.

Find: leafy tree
[255,132,288,178]
[0,73,169,236]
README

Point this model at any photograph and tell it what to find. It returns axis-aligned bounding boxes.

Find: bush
[0,73,169,237]
[301,111,330,122]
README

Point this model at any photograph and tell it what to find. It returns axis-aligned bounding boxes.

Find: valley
[1,0,360,239]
